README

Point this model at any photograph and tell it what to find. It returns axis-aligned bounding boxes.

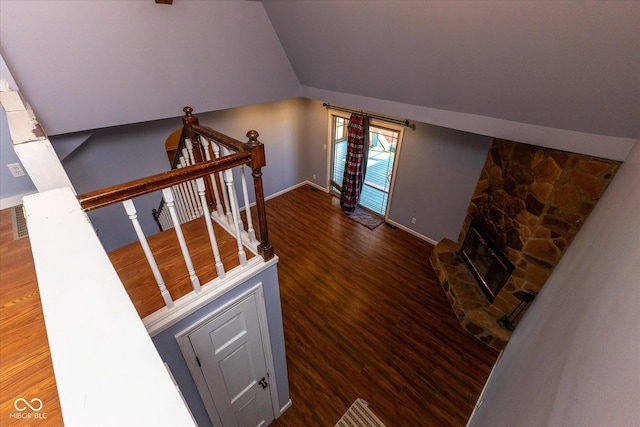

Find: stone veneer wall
[431,139,620,349]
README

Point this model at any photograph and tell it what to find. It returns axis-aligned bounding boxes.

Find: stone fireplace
[430,139,620,350]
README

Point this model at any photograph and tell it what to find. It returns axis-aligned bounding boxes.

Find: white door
[186,292,275,427]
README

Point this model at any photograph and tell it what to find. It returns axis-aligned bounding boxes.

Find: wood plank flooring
[108,216,254,319]
[267,185,498,427]
[0,184,498,426]
[0,207,62,426]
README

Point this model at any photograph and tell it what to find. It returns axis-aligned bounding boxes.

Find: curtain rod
[323,103,416,130]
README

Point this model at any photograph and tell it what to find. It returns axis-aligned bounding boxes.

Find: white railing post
[212,142,233,224]
[239,165,256,243]
[171,185,189,225]
[184,138,196,165]
[158,207,173,231]
[122,199,173,309]
[196,178,226,279]
[223,169,247,266]
[162,188,201,293]
[183,142,207,218]
[174,162,195,221]
[200,137,225,219]
[178,157,201,220]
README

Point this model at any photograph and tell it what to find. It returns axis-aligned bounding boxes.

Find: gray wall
[0,54,36,207]
[387,121,492,242]
[296,99,492,243]
[152,264,288,427]
[4,85,496,250]
[60,118,178,251]
[196,98,307,198]
[299,98,331,188]
[59,98,308,252]
[0,108,36,205]
[468,138,640,426]
[0,1,299,135]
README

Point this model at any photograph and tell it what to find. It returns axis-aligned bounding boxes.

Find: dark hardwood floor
[0,184,498,426]
[267,185,498,427]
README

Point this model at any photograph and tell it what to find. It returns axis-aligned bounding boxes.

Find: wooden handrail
[79,107,274,262]
[191,124,248,153]
[78,153,250,211]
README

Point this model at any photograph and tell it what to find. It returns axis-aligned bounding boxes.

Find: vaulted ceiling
[263,1,640,140]
[1,1,638,159]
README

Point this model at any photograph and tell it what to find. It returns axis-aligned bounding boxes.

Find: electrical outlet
[313,174,317,180]
[323,144,327,150]
[411,217,417,224]
[7,163,25,177]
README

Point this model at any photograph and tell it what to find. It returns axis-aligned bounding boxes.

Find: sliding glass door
[329,112,403,217]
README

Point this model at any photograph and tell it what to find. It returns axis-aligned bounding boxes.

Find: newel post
[182,106,215,205]
[181,106,199,141]
[182,106,207,163]
[246,130,274,261]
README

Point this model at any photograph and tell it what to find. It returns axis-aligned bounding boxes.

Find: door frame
[326,109,405,220]
[175,282,280,426]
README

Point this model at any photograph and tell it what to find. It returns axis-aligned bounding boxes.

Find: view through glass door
[329,112,402,216]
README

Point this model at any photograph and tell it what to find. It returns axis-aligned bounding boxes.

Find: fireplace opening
[458,220,514,303]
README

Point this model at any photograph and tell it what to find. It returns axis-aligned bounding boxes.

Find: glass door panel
[328,113,403,218]
[330,115,348,194]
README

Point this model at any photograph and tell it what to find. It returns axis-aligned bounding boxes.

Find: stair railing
[76,110,274,310]
[153,107,265,257]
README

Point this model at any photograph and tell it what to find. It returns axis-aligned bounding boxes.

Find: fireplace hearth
[458,221,514,303]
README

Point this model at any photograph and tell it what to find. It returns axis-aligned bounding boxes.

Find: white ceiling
[262,1,640,139]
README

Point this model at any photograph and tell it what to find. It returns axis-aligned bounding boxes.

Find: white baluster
[224,168,247,266]
[184,140,204,217]
[159,208,173,231]
[179,157,200,219]
[156,209,165,230]
[200,137,225,219]
[122,199,173,308]
[171,185,188,224]
[227,167,244,232]
[184,138,196,165]
[239,165,256,242]
[162,188,201,293]
[174,162,194,221]
[181,152,204,218]
[196,178,226,279]
[212,142,233,224]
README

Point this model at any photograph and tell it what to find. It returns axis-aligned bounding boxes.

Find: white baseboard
[304,180,329,193]
[264,182,439,246]
[385,219,439,245]
[0,191,37,210]
[466,350,504,426]
[279,399,292,417]
[264,180,327,202]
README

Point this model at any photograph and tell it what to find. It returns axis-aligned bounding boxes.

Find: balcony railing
[1,84,276,424]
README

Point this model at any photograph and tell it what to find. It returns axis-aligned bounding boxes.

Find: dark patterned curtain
[340,114,369,214]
